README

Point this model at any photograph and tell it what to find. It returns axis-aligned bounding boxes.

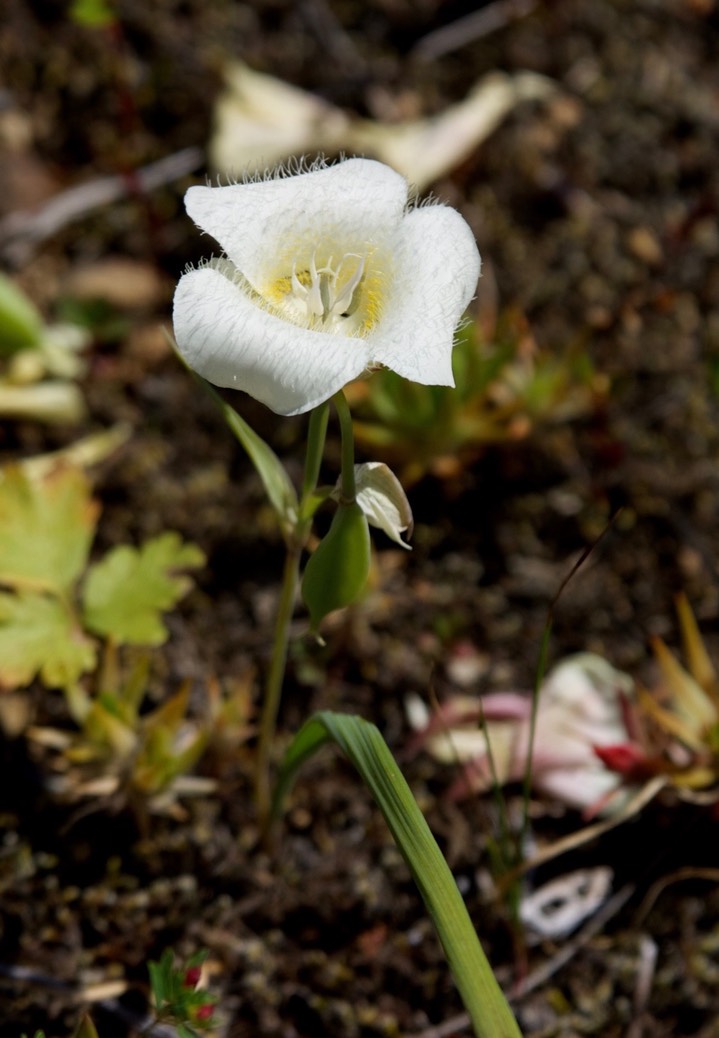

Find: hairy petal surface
[174,157,481,414]
[185,159,408,290]
[369,205,482,386]
[174,266,372,416]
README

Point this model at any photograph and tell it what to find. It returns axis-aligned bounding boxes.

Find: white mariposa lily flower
[173,158,481,416]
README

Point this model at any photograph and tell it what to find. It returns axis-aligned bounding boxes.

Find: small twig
[633,865,719,928]
[1,146,203,265]
[412,0,539,62]
[499,776,667,893]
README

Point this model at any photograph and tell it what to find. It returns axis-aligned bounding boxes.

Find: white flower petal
[173,266,371,416]
[536,766,624,812]
[175,157,482,413]
[185,159,408,289]
[332,461,413,548]
[369,204,481,385]
[353,461,413,549]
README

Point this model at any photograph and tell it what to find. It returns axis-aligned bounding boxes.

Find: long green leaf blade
[171,339,298,533]
[273,711,522,1038]
[214,388,298,531]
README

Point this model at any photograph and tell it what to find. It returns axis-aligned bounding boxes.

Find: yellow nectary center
[264,247,385,336]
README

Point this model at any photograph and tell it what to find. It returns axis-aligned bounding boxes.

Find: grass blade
[273,711,522,1038]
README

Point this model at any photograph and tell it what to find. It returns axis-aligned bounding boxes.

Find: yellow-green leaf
[0,466,99,595]
[0,590,96,690]
[0,273,43,356]
[82,532,205,646]
[69,0,116,28]
[72,1014,100,1038]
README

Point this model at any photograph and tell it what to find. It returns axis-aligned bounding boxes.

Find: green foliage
[73,1016,100,1038]
[301,502,370,630]
[0,590,95,688]
[149,949,217,1035]
[0,278,90,425]
[20,953,217,1038]
[132,682,209,794]
[0,466,210,806]
[55,295,130,346]
[0,273,43,356]
[0,465,204,693]
[273,712,523,1038]
[348,311,603,484]
[0,465,98,594]
[83,534,205,645]
[31,646,219,810]
[182,365,298,541]
[68,0,116,28]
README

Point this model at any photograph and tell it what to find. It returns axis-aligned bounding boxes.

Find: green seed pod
[302,501,371,631]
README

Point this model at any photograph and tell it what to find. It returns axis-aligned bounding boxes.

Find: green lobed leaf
[82,532,205,646]
[0,466,99,595]
[273,712,523,1038]
[0,590,96,690]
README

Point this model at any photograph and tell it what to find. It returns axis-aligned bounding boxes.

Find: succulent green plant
[347,310,603,485]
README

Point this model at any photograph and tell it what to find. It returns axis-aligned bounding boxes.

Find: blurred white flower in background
[407,653,636,814]
[173,157,480,416]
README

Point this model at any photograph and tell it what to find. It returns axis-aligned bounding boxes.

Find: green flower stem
[302,403,330,503]
[332,390,356,502]
[255,402,329,829]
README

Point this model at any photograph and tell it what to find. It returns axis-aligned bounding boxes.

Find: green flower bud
[302,501,370,630]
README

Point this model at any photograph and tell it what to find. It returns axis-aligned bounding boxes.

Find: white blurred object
[211,63,556,190]
[520,866,614,938]
[408,653,636,813]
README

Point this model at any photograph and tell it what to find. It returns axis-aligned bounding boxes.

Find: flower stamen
[283,251,367,329]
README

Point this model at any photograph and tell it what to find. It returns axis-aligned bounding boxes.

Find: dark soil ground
[2,1,719,1036]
